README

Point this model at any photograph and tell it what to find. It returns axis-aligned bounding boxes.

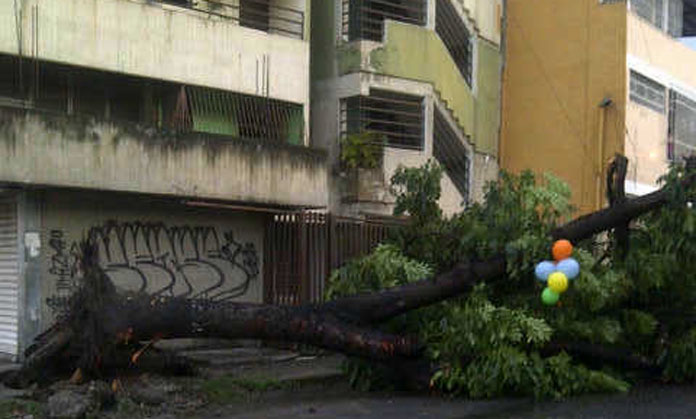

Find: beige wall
[628,13,696,88]
[0,108,328,208]
[625,13,696,191]
[0,0,309,106]
[39,190,264,330]
[625,103,669,189]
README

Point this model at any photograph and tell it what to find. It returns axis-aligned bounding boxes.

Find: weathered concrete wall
[0,107,328,208]
[33,190,264,333]
[366,22,477,149]
[0,0,309,106]
[460,0,504,44]
[310,0,501,216]
[470,151,499,203]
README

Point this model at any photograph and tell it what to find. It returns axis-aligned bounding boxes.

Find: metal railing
[433,106,470,202]
[0,89,305,147]
[435,0,473,87]
[155,0,305,40]
[264,212,401,305]
[340,89,425,150]
[342,0,426,41]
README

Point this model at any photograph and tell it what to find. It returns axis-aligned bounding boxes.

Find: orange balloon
[552,239,573,261]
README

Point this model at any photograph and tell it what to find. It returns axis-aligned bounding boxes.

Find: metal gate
[264,212,399,305]
[0,194,18,357]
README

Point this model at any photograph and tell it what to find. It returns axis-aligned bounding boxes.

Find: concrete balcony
[0,0,309,106]
[0,104,327,208]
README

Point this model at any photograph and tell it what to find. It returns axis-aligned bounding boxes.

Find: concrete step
[153,338,261,352]
[179,346,300,367]
[225,353,346,388]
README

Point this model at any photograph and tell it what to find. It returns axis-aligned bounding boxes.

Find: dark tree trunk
[6,170,695,388]
[607,154,630,259]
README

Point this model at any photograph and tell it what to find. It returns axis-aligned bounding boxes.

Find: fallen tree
[6,158,696,395]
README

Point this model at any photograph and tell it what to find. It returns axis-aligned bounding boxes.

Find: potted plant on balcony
[340,131,387,203]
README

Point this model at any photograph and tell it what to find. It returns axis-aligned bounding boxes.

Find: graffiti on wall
[46,221,259,314]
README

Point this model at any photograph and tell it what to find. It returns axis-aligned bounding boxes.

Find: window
[240,0,270,33]
[343,0,427,42]
[668,90,696,162]
[435,0,473,86]
[667,0,684,36]
[631,0,686,36]
[341,89,424,150]
[433,107,470,201]
[632,0,665,27]
[155,0,304,39]
[630,71,666,113]
[0,55,304,144]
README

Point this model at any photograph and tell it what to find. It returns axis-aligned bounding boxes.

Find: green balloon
[541,288,560,306]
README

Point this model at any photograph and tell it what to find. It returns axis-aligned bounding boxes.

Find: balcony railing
[435,0,473,87]
[155,0,305,40]
[341,89,424,150]
[0,55,305,146]
[342,0,426,41]
[433,106,469,201]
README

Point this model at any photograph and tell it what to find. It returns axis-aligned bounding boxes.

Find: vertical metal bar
[268,99,277,142]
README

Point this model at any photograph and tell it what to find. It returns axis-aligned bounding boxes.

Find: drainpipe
[596,97,613,210]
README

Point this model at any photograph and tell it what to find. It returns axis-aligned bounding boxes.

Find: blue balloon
[556,258,580,279]
[535,261,556,282]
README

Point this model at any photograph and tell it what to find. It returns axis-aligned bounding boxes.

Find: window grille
[630,70,666,113]
[435,0,473,86]
[188,86,304,144]
[157,0,304,39]
[341,89,424,150]
[668,90,696,162]
[0,55,305,144]
[631,0,686,36]
[342,0,427,42]
[433,106,469,201]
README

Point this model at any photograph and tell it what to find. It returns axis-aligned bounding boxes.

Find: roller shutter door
[0,194,19,357]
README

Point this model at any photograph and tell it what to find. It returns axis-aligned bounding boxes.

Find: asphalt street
[218,384,696,419]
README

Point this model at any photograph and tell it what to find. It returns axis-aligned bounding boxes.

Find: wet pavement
[219,384,696,419]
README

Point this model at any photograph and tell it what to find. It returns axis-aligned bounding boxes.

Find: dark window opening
[668,90,696,162]
[433,106,469,201]
[240,0,270,32]
[0,54,304,144]
[343,0,427,42]
[153,0,304,39]
[341,89,424,150]
[436,0,473,86]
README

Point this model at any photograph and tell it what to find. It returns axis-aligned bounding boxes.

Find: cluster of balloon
[534,240,580,306]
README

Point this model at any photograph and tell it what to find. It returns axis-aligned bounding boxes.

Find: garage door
[0,194,19,357]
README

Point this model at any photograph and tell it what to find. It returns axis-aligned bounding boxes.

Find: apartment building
[0,0,326,359]
[311,0,504,216]
[501,0,696,213]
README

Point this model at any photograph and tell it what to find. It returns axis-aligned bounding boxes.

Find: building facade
[501,0,696,214]
[311,0,503,217]
[0,0,326,359]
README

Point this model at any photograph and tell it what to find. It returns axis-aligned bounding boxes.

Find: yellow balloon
[548,272,569,294]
